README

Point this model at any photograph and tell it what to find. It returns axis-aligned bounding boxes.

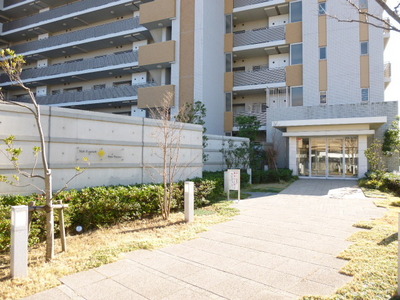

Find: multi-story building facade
[0,0,397,178]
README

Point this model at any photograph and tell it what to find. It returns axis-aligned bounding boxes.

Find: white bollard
[11,206,29,278]
[398,213,400,295]
[184,181,194,223]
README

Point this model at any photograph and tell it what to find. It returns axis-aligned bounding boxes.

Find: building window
[290,1,302,23]
[291,43,303,65]
[361,88,369,101]
[318,2,326,15]
[225,14,232,34]
[320,91,327,104]
[225,93,232,112]
[113,81,131,87]
[291,86,303,106]
[359,0,368,9]
[319,47,327,60]
[361,41,369,55]
[93,84,106,90]
[262,103,268,112]
[226,53,232,72]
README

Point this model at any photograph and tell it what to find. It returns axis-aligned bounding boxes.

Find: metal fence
[234,67,286,87]
[234,0,272,8]
[234,25,285,47]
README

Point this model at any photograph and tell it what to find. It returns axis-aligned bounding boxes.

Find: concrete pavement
[25,179,385,300]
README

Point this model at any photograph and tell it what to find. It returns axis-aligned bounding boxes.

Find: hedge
[0,176,223,253]
[360,171,400,196]
[252,168,293,184]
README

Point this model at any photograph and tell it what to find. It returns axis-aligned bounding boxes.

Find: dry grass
[303,188,399,300]
[0,201,238,300]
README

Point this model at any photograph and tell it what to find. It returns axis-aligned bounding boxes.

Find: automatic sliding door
[328,138,344,177]
[311,138,326,177]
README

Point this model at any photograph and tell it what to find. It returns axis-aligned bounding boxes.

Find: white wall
[0,104,203,195]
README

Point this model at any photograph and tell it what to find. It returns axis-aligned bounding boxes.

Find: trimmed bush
[0,177,224,253]
[360,171,400,196]
[252,168,293,184]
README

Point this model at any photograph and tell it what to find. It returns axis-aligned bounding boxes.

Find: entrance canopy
[273,116,387,137]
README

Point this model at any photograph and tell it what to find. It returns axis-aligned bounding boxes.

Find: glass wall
[297,136,359,178]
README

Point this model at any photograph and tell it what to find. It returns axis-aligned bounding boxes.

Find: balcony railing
[0,51,138,83]
[234,26,285,47]
[234,0,273,8]
[3,0,123,32]
[13,83,157,106]
[4,0,26,6]
[234,111,266,126]
[11,17,141,54]
[234,67,286,87]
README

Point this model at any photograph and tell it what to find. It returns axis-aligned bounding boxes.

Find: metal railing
[234,0,273,8]
[234,67,286,87]
[4,0,26,6]
[234,25,285,47]
[11,17,141,54]
[234,111,266,126]
[13,83,157,106]
[0,51,138,82]
[3,0,128,32]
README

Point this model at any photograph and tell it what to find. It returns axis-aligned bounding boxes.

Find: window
[225,14,232,34]
[319,47,327,60]
[261,103,268,112]
[361,88,369,101]
[359,0,368,9]
[93,84,106,90]
[226,53,232,72]
[318,2,326,15]
[291,86,303,106]
[320,91,327,104]
[225,93,232,112]
[233,66,245,72]
[290,1,302,23]
[113,81,131,87]
[361,41,369,55]
[291,43,303,65]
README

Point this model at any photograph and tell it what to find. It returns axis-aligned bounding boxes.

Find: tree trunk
[45,169,54,262]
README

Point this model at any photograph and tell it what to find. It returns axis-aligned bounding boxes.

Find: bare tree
[327,0,400,32]
[0,49,87,261]
[148,92,198,220]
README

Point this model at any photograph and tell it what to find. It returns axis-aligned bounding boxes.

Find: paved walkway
[26,179,385,300]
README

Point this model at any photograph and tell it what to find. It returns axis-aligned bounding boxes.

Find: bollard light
[11,206,29,278]
[184,181,194,223]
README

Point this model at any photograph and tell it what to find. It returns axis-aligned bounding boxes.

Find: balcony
[0,50,140,86]
[140,0,176,29]
[233,67,286,88]
[234,25,285,48]
[11,17,144,57]
[1,0,140,40]
[13,84,157,107]
[139,40,176,69]
[138,85,175,108]
[384,62,391,87]
[2,0,71,20]
[234,0,273,8]
[234,111,266,127]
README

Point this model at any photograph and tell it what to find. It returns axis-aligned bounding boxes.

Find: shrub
[252,168,293,184]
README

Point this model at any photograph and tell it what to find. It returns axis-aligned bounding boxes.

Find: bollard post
[398,213,400,295]
[184,181,194,223]
[11,206,29,278]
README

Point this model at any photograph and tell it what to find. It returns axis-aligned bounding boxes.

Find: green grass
[302,189,399,300]
[243,181,293,194]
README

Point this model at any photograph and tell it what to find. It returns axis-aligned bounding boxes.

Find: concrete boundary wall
[204,134,249,172]
[0,104,203,195]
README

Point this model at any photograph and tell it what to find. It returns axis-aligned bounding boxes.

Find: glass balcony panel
[234,25,285,47]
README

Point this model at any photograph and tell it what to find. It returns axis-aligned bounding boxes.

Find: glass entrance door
[297,137,358,178]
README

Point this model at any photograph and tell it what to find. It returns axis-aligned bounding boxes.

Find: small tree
[148,92,200,220]
[365,139,387,172]
[220,139,250,170]
[0,49,87,261]
[383,117,400,155]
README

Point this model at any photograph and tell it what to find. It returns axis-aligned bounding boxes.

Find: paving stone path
[25,179,385,300]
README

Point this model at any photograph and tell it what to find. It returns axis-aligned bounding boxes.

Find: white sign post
[10,206,29,278]
[224,169,240,202]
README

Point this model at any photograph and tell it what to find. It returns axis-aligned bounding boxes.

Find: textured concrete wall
[0,104,203,195]
[266,101,399,171]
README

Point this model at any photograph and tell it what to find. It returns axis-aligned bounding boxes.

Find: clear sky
[384,0,399,101]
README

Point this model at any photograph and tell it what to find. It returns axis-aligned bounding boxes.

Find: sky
[384,0,400,101]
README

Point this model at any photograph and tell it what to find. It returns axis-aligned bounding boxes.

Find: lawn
[303,187,399,300]
[0,201,238,300]
[243,181,294,194]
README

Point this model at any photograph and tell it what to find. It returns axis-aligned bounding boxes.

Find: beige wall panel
[224,112,233,132]
[286,22,302,44]
[138,85,175,108]
[225,33,233,53]
[319,16,327,47]
[319,60,327,91]
[286,65,303,87]
[179,0,195,107]
[225,72,233,92]
[360,55,370,88]
[225,0,233,14]
[140,0,176,26]
[139,40,176,66]
[359,13,369,41]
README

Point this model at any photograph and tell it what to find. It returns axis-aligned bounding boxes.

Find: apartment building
[0,0,397,178]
